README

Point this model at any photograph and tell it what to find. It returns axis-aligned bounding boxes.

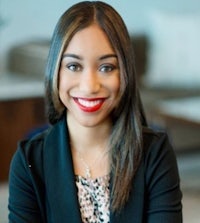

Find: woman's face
[59,24,120,127]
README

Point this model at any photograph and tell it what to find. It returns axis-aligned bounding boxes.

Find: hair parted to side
[45,1,145,212]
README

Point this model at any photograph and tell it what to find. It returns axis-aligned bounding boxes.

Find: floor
[0,150,200,223]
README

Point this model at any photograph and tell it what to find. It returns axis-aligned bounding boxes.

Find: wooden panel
[0,97,46,182]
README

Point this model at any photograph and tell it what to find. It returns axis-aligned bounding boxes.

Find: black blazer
[8,117,182,223]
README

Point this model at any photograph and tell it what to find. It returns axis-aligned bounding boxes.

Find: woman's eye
[67,63,81,72]
[99,64,115,73]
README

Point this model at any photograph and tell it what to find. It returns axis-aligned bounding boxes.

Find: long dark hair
[45,1,146,212]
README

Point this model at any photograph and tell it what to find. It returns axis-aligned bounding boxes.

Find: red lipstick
[73,97,105,112]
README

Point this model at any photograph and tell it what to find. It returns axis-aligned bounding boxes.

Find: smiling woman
[59,24,120,127]
[8,1,182,223]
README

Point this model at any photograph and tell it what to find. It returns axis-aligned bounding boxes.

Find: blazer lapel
[43,118,82,223]
[42,117,145,223]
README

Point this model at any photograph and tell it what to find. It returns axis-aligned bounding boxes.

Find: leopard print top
[75,175,110,223]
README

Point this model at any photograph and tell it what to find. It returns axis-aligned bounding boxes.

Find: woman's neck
[67,114,111,153]
[67,114,111,178]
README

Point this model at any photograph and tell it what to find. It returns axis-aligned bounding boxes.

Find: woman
[8,1,182,222]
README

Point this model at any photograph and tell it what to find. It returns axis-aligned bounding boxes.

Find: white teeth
[78,98,101,107]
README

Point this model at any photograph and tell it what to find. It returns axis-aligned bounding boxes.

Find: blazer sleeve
[8,140,44,223]
[144,132,182,223]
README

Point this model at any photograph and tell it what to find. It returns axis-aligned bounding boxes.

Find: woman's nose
[79,69,101,93]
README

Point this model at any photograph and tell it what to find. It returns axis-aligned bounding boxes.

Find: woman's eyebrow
[99,54,117,60]
[62,53,83,60]
[61,53,117,60]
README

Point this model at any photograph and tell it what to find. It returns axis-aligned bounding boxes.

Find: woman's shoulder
[141,126,179,177]
[18,127,50,153]
[11,127,50,172]
[18,119,65,156]
[142,126,175,161]
[142,126,170,149]
[9,129,50,188]
[15,118,67,165]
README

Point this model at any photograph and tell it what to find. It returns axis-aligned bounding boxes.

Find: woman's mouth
[73,97,105,112]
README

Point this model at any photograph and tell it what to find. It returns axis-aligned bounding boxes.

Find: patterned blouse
[75,175,110,223]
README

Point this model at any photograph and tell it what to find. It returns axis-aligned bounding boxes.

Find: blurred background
[0,0,200,222]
